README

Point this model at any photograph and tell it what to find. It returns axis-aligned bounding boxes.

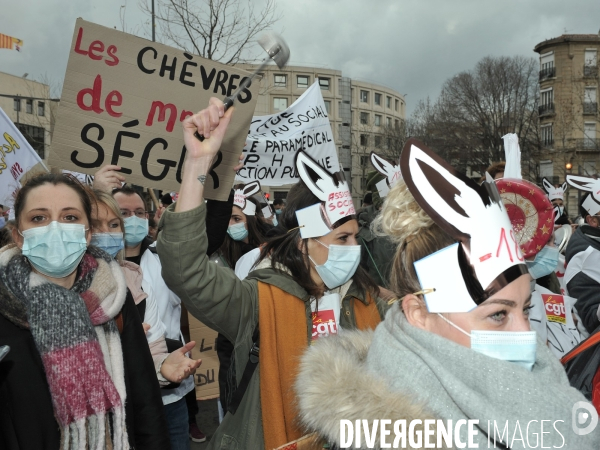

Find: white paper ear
[400,138,526,301]
[242,181,261,198]
[296,151,337,202]
[542,177,554,194]
[566,174,600,193]
[370,152,402,197]
[561,181,568,193]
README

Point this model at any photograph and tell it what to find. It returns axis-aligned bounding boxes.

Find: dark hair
[112,186,147,209]
[259,180,379,298]
[480,161,505,182]
[273,198,285,207]
[160,193,173,205]
[219,197,267,267]
[363,192,373,205]
[14,172,93,228]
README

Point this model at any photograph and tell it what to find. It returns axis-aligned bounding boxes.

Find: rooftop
[534,33,600,53]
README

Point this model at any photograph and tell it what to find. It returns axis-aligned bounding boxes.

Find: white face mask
[437,314,537,371]
[308,239,361,289]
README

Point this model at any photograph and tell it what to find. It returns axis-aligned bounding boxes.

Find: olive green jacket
[157,203,387,450]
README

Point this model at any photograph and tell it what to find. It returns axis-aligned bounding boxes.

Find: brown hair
[14,172,93,228]
[92,189,126,262]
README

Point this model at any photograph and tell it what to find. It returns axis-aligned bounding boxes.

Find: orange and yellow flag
[0,33,23,51]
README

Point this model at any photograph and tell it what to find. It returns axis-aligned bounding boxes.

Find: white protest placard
[0,107,48,207]
[236,81,339,186]
[49,19,259,201]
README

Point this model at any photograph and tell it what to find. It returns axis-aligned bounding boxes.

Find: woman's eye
[64,215,78,221]
[490,310,507,322]
[109,223,119,229]
[523,305,534,317]
[31,215,45,222]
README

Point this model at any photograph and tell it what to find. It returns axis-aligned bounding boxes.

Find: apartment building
[236,63,405,203]
[534,33,600,216]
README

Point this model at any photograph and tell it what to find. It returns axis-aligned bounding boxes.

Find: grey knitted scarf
[0,244,129,450]
[366,307,600,449]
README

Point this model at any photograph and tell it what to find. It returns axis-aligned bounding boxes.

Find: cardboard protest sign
[188,313,220,400]
[50,19,258,200]
[236,81,339,186]
[0,107,48,207]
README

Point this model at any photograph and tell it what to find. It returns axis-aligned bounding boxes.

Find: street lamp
[565,162,573,172]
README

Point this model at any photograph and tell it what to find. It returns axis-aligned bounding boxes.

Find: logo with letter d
[572,401,599,435]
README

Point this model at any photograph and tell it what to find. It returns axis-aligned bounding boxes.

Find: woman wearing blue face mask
[294,141,599,449]
[156,99,386,450]
[0,173,171,450]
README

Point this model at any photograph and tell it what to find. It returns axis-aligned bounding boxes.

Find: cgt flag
[0,33,23,51]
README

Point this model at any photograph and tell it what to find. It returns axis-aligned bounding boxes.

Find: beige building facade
[236,63,405,203]
[534,34,600,217]
[0,71,55,161]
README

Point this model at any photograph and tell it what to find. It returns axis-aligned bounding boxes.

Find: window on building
[538,160,557,185]
[540,88,554,115]
[13,98,20,112]
[386,117,392,127]
[360,156,369,166]
[386,96,391,108]
[17,124,45,158]
[273,97,288,111]
[584,161,597,177]
[360,177,367,190]
[395,119,400,128]
[374,135,382,147]
[26,99,33,114]
[360,134,368,146]
[297,75,309,88]
[541,124,553,147]
[324,100,331,114]
[374,93,381,106]
[374,114,381,126]
[319,78,330,90]
[540,52,555,80]
[338,124,342,139]
[395,99,399,111]
[584,87,597,114]
[584,49,598,77]
[360,112,369,125]
[274,74,287,87]
[360,90,369,103]
[274,191,288,200]
[38,101,45,116]
[584,122,596,149]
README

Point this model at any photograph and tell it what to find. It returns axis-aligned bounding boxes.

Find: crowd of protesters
[1,98,600,450]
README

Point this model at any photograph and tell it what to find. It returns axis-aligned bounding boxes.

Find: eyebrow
[483,293,533,308]
[28,207,82,213]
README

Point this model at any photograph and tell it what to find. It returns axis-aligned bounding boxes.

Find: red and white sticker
[311,309,338,340]
[541,294,567,324]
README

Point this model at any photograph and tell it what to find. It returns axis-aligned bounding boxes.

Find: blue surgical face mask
[227,222,248,241]
[123,215,148,247]
[526,245,560,280]
[309,239,361,289]
[20,221,88,278]
[275,209,282,215]
[91,232,124,258]
[438,314,537,371]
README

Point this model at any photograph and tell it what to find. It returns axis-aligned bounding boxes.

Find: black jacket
[565,225,600,333]
[0,285,170,450]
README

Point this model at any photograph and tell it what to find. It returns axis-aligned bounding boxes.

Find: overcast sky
[1,0,599,115]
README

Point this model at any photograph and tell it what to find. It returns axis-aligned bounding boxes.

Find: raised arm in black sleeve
[120,289,171,450]
[205,189,234,256]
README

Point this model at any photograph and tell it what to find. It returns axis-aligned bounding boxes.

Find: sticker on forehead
[233,180,261,216]
[295,151,355,238]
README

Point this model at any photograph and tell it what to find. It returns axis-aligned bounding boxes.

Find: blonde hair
[372,180,454,298]
[92,189,125,263]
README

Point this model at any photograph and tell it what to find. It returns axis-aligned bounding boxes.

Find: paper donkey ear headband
[542,177,568,202]
[293,151,356,239]
[566,175,600,216]
[370,152,402,198]
[400,138,529,313]
[233,181,261,216]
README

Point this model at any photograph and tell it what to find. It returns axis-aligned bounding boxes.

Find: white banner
[0,107,47,208]
[236,80,340,186]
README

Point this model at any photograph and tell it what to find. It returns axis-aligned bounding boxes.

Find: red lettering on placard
[510,229,524,261]
[10,162,23,180]
[146,101,177,132]
[541,294,567,324]
[73,27,119,67]
[496,227,514,262]
[479,253,492,262]
[180,110,193,122]
[105,90,123,117]
[74,27,88,56]
[76,75,104,114]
